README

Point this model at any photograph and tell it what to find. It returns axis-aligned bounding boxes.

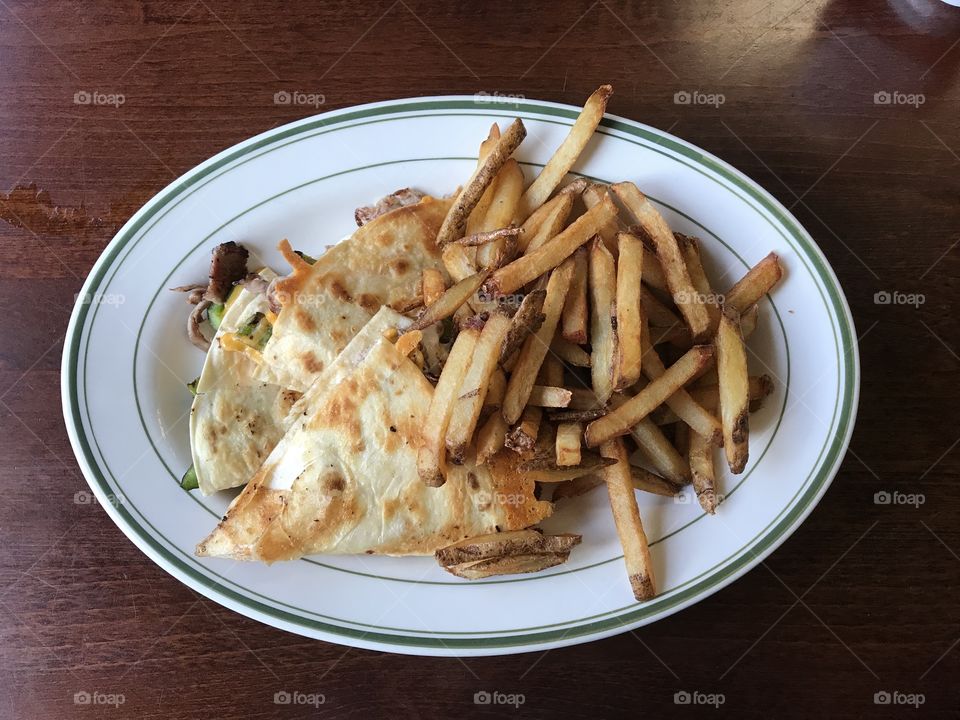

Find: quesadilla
[257,194,452,392]
[189,269,301,495]
[196,311,552,561]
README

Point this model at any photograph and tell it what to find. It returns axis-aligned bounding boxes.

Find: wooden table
[2,1,958,717]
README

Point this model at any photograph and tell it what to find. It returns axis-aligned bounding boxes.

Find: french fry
[527,385,573,408]
[515,85,612,222]
[445,313,513,463]
[641,286,681,327]
[551,336,592,367]
[476,411,509,464]
[475,159,524,268]
[506,406,542,454]
[716,309,749,473]
[421,268,447,306]
[455,225,524,247]
[616,232,645,388]
[519,450,613,479]
[648,323,691,349]
[482,368,508,410]
[678,234,722,330]
[435,529,581,566]
[629,417,691,484]
[499,289,546,365]
[641,245,669,293]
[585,345,714,447]
[556,422,583,466]
[651,375,774,424]
[724,252,783,316]
[501,260,575,424]
[611,182,711,341]
[561,246,589,343]
[601,438,656,601]
[557,176,589,196]
[417,327,480,486]
[548,407,606,422]
[589,236,618,403]
[410,270,489,331]
[582,183,620,254]
[443,552,571,579]
[519,193,574,255]
[441,243,478,282]
[394,329,422,357]
[566,387,605,411]
[740,304,759,339]
[437,118,526,245]
[464,125,504,236]
[552,465,683,502]
[484,194,617,297]
[640,326,722,443]
[688,428,719,514]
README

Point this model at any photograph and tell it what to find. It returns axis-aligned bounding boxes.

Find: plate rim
[61,94,860,656]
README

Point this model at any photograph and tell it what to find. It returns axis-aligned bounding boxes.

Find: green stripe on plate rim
[63,98,857,650]
[122,157,790,586]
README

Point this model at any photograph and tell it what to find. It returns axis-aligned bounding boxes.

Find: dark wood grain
[1,1,958,717]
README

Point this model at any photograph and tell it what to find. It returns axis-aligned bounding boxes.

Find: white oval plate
[62,96,859,656]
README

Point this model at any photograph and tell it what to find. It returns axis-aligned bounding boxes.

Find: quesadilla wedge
[196,324,552,561]
[258,194,453,392]
[190,269,302,495]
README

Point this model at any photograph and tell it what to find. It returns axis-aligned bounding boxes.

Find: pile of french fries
[400,85,783,601]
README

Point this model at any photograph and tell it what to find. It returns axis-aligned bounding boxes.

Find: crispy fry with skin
[589,236,618,403]
[611,182,711,341]
[409,270,489,331]
[515,85,612,222]
[484,194,617,297]
[551,336,592,367]
[506,405,542,454]
[556,422,583,466]
[519,193,574,255]
[716,309,749,473]
[445,313,513,463]
[502,260,575,424]
[616,232,645,388]
[475,159,524,268]
[455,225,524,247]
[629,417,691,484]
[688,427,719,514]
[585,346,715,447]
[557,177,589,197]
[601,438,656,601]
[437,118,526,245]
[499,289,546,365]
[582,183,620,254]
[561,246,589,343]
[527,385,572,408]
[678,234,721,330]
[723,252,783,316]
[442,552,571,579]
[417,328,480,486]
[436,529,581,566]
[441,243,478,283]
[640,324,722,443]
[521,457,615,482]
[651,375,774,424]
[552,465,683,502]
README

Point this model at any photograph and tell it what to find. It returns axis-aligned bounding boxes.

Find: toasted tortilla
[258,195,452,391]
[196,327,552,560]
[190,270,301,495]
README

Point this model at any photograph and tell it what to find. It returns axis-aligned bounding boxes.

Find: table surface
[2,1,959,717]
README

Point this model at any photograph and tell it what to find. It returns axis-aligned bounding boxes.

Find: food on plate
[177,85,784,600]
